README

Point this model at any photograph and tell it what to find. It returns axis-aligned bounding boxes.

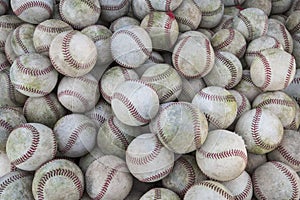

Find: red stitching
[236,43,246,58]
[0,119,13,132]
[165,0,171,11]
[176,157,196,197]
[284,56,295,88]
[112,92,150,124]
[14,25,29,54]
[100,0,128,11]
[76,76,98,86]
[57,89,89,110]
[120,68,130,80]
[126,136,162,165]
[271,161,299,199]
[4,71,18,105]
[252,172,267,200]
[144,0,154,11]
[198,90,236,102]
[237,93,248,117]
[140,166,173,182]
[154,188,162,199]
[14,83,49,95]
[61,31,96,70]
[0,60,9,71]
[80,0,101,13]
[16,58,54,76]
[14,1,52,16]
[35,45,50,54]
[201,4,223,16]
[107,117,130,149]
[0,21,22,29]
[175,16,197,30]
[198,181,234,200]
[141,66,173,82]
[216,52,238,89]
[238,12,253,40]
[36,168,83,199]
[255,98,295,108]
[277,145,300,167]
[213,29,235,50]
[100,86,112,102]
[198,148,247,164]
[256,53,271,90]
[173,36,190,77]
[235,174,253,200]
[203,39,213,77]
[10,124,40,166]
[251,108,278,150]
[89,112,106,125]
[160,85,182,102]
[279,23,291,53]
[93,163,127,200]
[36,24,72,34]
[145,11,155,33]
[59,0,79,29]
[291,77,300,84]
[165,12,175,50]
[0,172,31,195]
[204,113,223,129]
[44,95,61,120]
[59,121,95,154]
[90,34,111,42]
[290,22,300,35]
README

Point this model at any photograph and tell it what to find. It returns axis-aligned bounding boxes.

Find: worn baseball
[221,171,253,200]
[293,33,300,68]
[85,155,133,200]
[193,0,224,28]
[100,66,139,104]
[162,155,207,198]
[286,0,300,16]
[0,0,8,15]
[10,53,58,97]
[4,32,18,65]
[11,23,37,56]
[212,15,234,33]
[99,0,130,22]
[148,0,182,11]
[284,69,300,104]
[196,129,247,181]
[173,0,202,32]
[245,35,284,67]
[78,147,104,173]
[0,15,23,52]
[285,98,300,130]
[0,52,10,72]
[0,171,34,199]
[233,8,268,41]
[172,34,215,78]
[6,123,57,171]
[252,91,296,127]
[177,76,206,102]
[192,86,237,130]
[140,188,180,200]
[252,161,300,200]
[54,113,97,158]
[126,133,174,182]
[141,64,182,103]
[134,51,164,77]
[111,25,152,69]
[242,0,272,16]
[141,11,179,51]
[271,0,293,14]
[268,130,300,172]
[57,73,100,113]
[0,70,28,107]
[286,11,300,35]
[203,51,243,89]
[11,0,54,24]
[228,90,251,121]
[33,19,73,56]
[111,80,159,126]
[131,0,154,20]
[110,16,140,32]
[266,18,293,54]
[0,106,27,152]
[32,159,84,200]
[235,108,284,154]
[49,30,97,77]
[250,48,296,91]
[222,0,245,6]
[211,28,247,59]
[23,93,67,128]
[97,116,142,159]
[0,151,12,177]
[184,180,234,200]
[59,0,101,29]
[245,152,267,174]
[150,102,208,154]
[224,6,241,17]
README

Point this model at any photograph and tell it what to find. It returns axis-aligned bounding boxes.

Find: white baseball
[49,30,97,77]
[57,73,100,113]
[54,114,97,158]
[10,53,58,97]
[11,0,54,24]
[126,133,174,182]
[99,0,131,22]
[85,155,133,200]
[32,159,84,200]
[235,108,284,154]
[134,51,164,77]
[6,123,57,171]
[196,129,247,181]
[78,147,104,173]
[111,80,159,126]
[4,32,18,65]
[285,98,300,130]
[140,188,180,200]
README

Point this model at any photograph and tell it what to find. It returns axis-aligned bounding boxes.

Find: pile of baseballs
[1,0,300,199]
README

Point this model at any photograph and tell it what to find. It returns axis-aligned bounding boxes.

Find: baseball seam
[14,1,52,17]
[255,98,295,109]
[57,89,89,111]
[198,90,236,102]
[257,53,272,90]
[44,95,61,121]
[284,56,295,88]
[213,29,235,51]
[177,157,196,197]
[0,119,13,132]
[14,83,49,95]
[36,24,72,34]
[252,172,267,200]
[198,148,247,164]
[0,21,22,29]
[237,93,248,117]
[0,172,31,195]
[16,59,54,76]
[165,12,175,50]
[165,0,171,11]
[235,174,253,200]
[279,23,291,53]
[14,26,30,54]
[154,188,162,199]
[0,60,9,71]
[140,165,173,182]
[199,181,234,200]
[238,12,253,40]
[201,4,223,17]
[276,145,300,167]
[108,117,130,149]
[160,84,182,102]
[81,0,101,13]
[216,52,238,89]
[175,16,197,30]
[100,0,128,11]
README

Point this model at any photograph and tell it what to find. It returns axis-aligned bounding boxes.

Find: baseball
[54,113,97,158]
[228,89,251,121]
[284,69,300,104]
[150,102,208,154]
[4,32,18,65]
[111,25,152,69]
[110,16,140,32]
[140,188,180,200]
[134,51,164,77]
[59,0,101,29]
[196,129,247,181]
[32,159,84,200]
[184,180,234,200]
[250,48,296,91]
[252,161,300,200]
[78,147,104,173]
[286,98,300,130]
[192,86,238,130]
[6,123,57,171]
[99,0,130,22]
[11,0,54,24]
[245,152,267,174]
[0,52,9,72]
[212,15,234,32]
[177,75,206,102]
[242,0,272,16]
[131,0,154,20]
[271,0,293,14]
[85,155,133,200]
[49,30,97,77]
[293,33,300,68]
[126,133,174,182]
[235,108,284,154]
[57,73,100,113]
[111,79,159,126]
[286,11,300,35]
[141,64,183,103]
